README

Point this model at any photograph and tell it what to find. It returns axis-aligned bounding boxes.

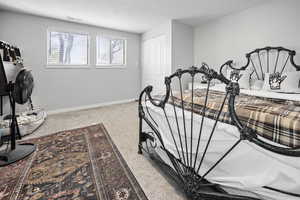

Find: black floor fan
[0,44,36,167]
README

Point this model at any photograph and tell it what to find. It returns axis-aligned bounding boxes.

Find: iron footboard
[138,64,265,200]
[138,62,300,200]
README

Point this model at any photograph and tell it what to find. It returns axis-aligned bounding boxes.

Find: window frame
[46,28,91,68]
[96,34,127,68]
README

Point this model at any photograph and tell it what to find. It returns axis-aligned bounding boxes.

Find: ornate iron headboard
[218,48,300,156]
[220,46,300,82]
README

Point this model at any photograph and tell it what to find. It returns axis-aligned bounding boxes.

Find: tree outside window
[48,31,88,65]
[97,36,125,66]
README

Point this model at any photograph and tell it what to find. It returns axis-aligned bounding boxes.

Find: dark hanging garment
[9,47,16,61]
[0,54,8,95]
[14,47,21,57]
[3,46,10,62]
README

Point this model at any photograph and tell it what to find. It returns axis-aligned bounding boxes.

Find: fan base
[0,143,36,167]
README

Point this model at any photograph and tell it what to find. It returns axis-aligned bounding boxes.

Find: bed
[138,47,300,200]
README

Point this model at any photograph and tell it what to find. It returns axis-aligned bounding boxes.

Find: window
[97,36,126,66]
[47,30,89,66]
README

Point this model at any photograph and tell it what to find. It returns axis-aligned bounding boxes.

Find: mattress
[142,86,300,200]
[171,86,300,148]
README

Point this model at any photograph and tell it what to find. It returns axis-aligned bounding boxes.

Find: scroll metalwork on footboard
[138,61,300,200]
[138,64,256,200]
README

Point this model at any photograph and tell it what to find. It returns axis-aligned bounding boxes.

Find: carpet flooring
[2,102,186,200]
[0,124,148,200]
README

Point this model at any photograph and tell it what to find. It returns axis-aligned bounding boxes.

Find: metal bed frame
[138,47,300,200]
[220,46,300,83]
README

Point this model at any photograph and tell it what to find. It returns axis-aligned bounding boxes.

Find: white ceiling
[0,0,269,33]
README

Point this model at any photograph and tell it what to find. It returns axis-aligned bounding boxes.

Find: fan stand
[0,82,36,167]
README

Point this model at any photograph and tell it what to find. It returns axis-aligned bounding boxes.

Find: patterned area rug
[0,124,148,200]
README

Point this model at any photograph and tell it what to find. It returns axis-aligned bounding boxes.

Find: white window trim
[96,34,127,68]
[46,28,91,69]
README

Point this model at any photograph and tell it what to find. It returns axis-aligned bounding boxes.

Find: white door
[142,35,167,95]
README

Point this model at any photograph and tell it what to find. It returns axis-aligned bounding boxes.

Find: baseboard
[47,98,136,115]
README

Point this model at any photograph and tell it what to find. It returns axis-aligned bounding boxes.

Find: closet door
[142,35,167,94]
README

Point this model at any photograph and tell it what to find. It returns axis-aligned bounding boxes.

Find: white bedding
[143,86,300,200]
[212,84,300,101]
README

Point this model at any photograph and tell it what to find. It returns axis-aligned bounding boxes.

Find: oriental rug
[0,124,148,200]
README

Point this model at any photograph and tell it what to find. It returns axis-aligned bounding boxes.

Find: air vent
[66,16,83,22]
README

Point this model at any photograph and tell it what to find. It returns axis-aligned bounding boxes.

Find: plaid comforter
[170,89,300,148]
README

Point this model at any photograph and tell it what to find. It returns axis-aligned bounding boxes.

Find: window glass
[97,36,125,66]
[48,31,88,65]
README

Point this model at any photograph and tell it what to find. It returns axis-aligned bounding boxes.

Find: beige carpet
[23,102,186,200]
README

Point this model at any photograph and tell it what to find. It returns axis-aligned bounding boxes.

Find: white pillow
[281,71,300,93]
[251,79,264,90]
[239,71,251,89]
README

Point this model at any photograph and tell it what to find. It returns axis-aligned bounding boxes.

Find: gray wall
[172,20,194,72]
[0,11,141,113]
[194,0,300,70]
[172,20,194,89]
